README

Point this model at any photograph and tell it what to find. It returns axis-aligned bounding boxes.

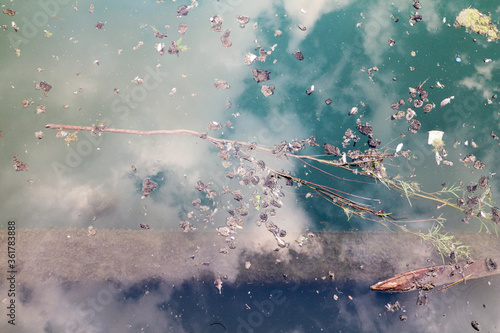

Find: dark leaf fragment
[142,178,158,197]
[293,51,304,61]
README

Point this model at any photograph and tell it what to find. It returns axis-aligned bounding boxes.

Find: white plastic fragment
[428,130,444,145]
[395,143,403,153]
[244,52,257,65]
[440,96,454,107]
[435,151,442,165]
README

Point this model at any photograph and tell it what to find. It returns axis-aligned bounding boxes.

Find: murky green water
[1,0,499,332]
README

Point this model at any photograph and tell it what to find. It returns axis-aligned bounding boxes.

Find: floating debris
[368,138,381,148]
[95,21,104,29]
[167,41,179,56]
[3,8,16,16]
[274,30,282,36]
[367,66,379,79]
[220,29,232,47]
[13,154,29,172]
[39,81,52,97]
[356,123,373,136]
[391,110,405,120]
[252,69,270,83]
[214,80,230,89]
[154,30,167,39]
[408,119,421,134]
[22,99,33,108]
[88,226,96,236]
[428,130,444,145]
[349,107,358,115]
[325,99,332,105]
[210,15,223,32]
[208,121,221,131]
[140,223,150,230]
[306,85,314,95]
[490,207,499,225]
[455,8,500,40]
[473,160,485,170]
[237,15,249,28]
[258,48,268,62]
[323,143,340,156]
[131,76,144,85]
[89,4,94,14]
[471,320,481,332]
[261,85,275,97]
[298,25,306,31]
[177,0,198,17]
[215,276,223,294]
[142,178,158,198]
[440,96,454,107]
[155,41,165,54]
[423,103,434,113]
[388,38,395,46]
[34,131,44,140]
[178,23,188,35]
[409,12,423,26]
[180,220,194,232]
[405,108,416,121]
[244,52,257,65]
[293,51,304,61]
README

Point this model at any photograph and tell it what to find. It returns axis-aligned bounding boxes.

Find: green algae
[455,8,500,41]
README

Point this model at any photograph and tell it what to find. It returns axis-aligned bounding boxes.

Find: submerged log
[370,257,499,292]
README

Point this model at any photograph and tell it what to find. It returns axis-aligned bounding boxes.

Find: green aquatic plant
[176,37,189,52]
[455,8,500,41]
[418,224,470,263]
[431,138,444,153]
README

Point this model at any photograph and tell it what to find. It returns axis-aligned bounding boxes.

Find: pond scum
[455,8,500,41]
[45,122,499,262]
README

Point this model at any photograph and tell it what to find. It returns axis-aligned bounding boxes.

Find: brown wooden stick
[45,123,260,149]
[46,124,207,139]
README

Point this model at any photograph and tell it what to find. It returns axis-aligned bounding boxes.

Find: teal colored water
[1,0,500,332]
